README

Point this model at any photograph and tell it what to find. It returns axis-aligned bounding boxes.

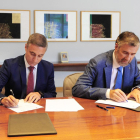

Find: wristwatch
[135,87,140,91]
[38,91,44,98]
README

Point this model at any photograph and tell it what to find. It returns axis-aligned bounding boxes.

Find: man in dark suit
[72,31,140,103]
[0,33,56,107]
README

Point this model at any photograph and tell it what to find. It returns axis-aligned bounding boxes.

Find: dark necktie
[26,66,34,95]
[114,66,123,89]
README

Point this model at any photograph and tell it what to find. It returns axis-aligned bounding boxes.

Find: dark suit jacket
[72,50,140,100]
[0,55,56,98]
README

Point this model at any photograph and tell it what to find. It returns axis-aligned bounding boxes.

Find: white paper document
[45,98,84,112]
[95,99,140,109]
[8,99,43,113]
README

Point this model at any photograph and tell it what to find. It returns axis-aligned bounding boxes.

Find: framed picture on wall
[80,11,121,41]
[0,9,30,42]
[60,52,68,63]
[34,10,77,42]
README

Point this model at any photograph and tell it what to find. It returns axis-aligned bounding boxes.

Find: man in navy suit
[0,33,56,107]
[72,31,140,103]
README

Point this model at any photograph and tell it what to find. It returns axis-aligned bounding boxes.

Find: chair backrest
[63,73,83,97]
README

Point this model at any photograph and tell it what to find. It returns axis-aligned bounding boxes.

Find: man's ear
[25,43,28,53]
[115,43,119,50]
[25,43,27,49]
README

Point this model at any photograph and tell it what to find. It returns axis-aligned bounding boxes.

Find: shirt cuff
[131,86,140,91]
[106,89,110,99]
[0,97,4,105]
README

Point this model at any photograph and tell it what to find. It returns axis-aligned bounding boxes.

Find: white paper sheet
[8,99,43,113]
[95,99,140,109]
[45,98,84,112]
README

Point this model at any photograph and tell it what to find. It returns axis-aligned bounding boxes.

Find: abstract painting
[44,14,68,39]
[34,10,77,42]
[90,14,111,38]
[0,13,20,39]
[0,9,30,42]
[81,11,121,41]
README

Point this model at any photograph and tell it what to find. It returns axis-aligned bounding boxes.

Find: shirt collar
[24,55,38,69]
[113,51,121,69]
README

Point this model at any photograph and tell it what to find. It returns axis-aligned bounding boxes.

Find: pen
[10,89,14,96]
[106,106,115,109]
[10,89,18,107]
[96,105,108,111]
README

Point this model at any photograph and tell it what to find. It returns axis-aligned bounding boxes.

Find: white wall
[1,0,140,87]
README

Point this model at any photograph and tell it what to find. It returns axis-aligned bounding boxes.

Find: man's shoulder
[38,60,54,73]
[3,55,24,66]
[89,50,113,64]
[39,60,53,67]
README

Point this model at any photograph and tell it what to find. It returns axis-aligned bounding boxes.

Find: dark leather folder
[8,113,57,137]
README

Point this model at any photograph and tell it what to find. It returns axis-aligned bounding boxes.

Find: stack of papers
[95,99,140,109]
[8,99,43,113]
[45,98,84,112]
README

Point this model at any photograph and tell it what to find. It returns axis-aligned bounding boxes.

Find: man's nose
[33,56,38,62]
[125,54,131,61]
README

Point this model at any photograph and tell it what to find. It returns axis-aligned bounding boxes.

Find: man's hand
[110,89,127,102]
[24,92,41,103]
[127,88,140,103]
[1,95,19,107]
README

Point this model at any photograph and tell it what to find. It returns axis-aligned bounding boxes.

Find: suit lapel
[35,62,42,91]
[104,63,112,88]
[19,56,26,98]
[122,64,130,91]
[104,51,113,88]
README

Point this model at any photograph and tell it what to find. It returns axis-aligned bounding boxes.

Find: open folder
[8,113,57,137]
[95,99,140,112]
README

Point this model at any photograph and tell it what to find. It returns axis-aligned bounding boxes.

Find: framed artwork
[0,9,30,42]
[60,52,68,63]
[81,11,121,41]
[34,10,77,42]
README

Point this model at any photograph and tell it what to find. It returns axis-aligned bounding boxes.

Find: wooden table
[1,97,140,140]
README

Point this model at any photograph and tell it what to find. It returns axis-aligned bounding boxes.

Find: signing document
[8,99,43,113]
[45,98,84,112]
[95,99,140,110]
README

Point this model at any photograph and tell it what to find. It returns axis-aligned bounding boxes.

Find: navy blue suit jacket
[0,55,56,98]
[72,50,140,100]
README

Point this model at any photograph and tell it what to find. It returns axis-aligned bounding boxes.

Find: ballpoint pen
[96,105,108,111]
[10,89,18,107]
[106,106,115,109]
[10,89,14,96]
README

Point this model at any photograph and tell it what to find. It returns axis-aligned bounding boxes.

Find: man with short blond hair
[0,33,56,107]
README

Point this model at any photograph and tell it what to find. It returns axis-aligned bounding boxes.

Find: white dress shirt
[24,56,38,90]
[106,51,123,98]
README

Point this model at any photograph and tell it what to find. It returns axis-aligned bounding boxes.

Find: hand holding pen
[1,89,18,107]
[110,89,128,102]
